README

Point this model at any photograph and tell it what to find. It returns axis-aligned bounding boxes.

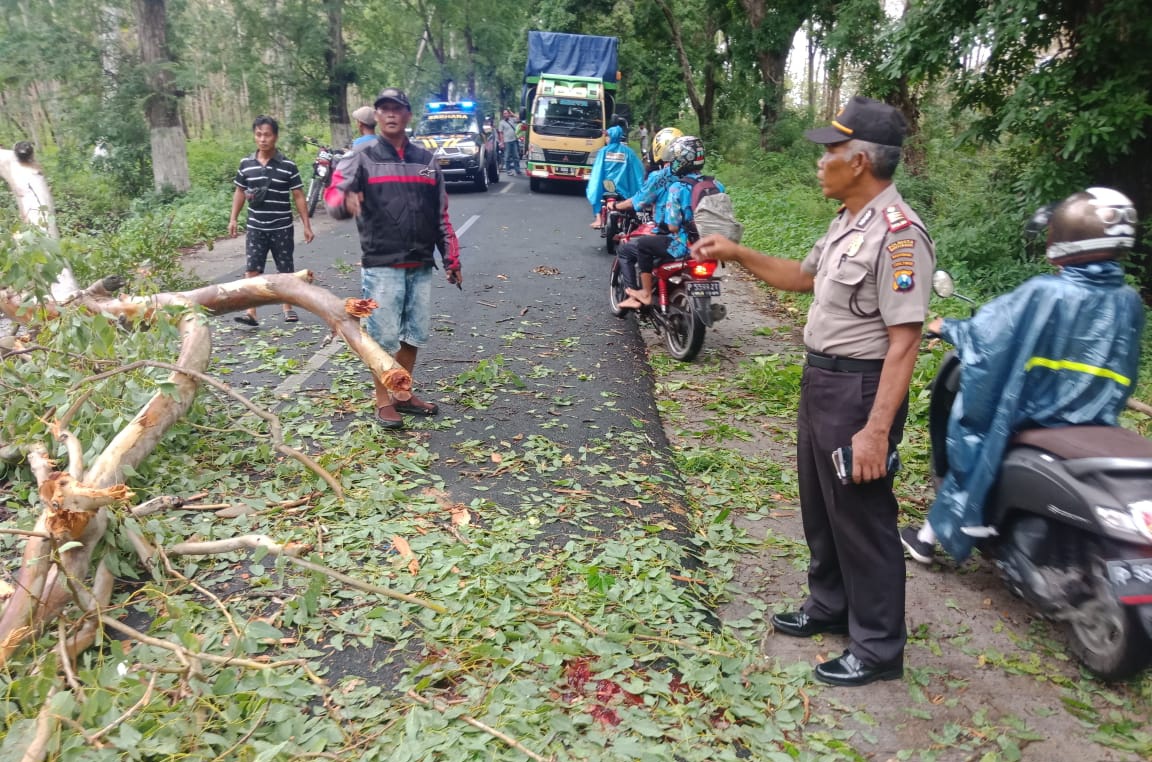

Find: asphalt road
[186,171,687,552]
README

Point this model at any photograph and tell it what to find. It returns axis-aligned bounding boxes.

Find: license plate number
[1108,559,1152,601]
[554,166,573,175]
[687,280,721,297]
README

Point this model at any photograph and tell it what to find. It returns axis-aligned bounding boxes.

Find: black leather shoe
[814,650,903,687]
[771,610,849,638]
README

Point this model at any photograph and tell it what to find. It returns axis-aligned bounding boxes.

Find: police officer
[691,96,935,687]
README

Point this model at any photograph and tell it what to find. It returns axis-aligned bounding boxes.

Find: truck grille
[543,149,590,165]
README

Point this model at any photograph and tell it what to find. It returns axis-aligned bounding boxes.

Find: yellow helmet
[651,127,683,164]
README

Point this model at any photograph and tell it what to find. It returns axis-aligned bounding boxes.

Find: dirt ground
[644,267,1150,762]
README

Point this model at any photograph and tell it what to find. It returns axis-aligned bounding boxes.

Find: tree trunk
[324,0,351,147]
[134,0,190,192]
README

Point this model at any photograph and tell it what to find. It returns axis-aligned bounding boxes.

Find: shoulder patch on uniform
[884,205,911,232]
[892,270,915,291]
[887,238,915,253]
[855,208,875,228]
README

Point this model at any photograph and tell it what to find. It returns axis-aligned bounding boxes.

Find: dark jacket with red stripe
[323,137,460,271]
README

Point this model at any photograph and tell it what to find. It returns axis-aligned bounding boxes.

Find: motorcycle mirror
[932,270,956,298]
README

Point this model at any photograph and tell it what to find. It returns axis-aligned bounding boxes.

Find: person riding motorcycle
[587,124,645,228]
[619,135,719,309]
[902,187,1146,564]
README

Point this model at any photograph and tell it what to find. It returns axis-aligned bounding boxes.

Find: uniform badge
[887,239,914,253]
[893,270,915,291]
[884,206,911,232]
[855,208,875,228]
[844,233,865,258]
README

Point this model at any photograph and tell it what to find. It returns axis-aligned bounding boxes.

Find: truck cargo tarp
[525,31,618,83]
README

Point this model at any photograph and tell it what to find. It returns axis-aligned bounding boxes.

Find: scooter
[928,270,1152,680]
[609,223,726,362]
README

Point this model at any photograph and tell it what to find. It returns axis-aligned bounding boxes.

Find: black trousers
[796,363,908,666]
[616,234,672,290]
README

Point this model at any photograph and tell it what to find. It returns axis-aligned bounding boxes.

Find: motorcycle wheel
[306,178,321,218]
[663,288,706,361]
[1065,556,1152,681]
[609,259,629,318]
[605,213,621,255]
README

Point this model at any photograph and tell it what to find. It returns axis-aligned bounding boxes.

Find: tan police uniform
[802,183,935,359]
[794,182,935,669]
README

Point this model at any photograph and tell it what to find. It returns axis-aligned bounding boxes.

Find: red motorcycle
[303,137,346,217]
[597,180,647,255]
[609,222,726,362]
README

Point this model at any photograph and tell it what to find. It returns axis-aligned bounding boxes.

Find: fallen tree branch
[530,608,731,657]
[74,358,343,498]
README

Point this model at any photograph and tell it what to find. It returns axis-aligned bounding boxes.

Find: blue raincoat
[928,261,1145,561]
[586,126,644,215]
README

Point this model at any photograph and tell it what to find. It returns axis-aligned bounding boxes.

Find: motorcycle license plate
[1107,559,1152,602]
[686,280,721,297]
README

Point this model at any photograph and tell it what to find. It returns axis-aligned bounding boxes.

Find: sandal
[284,309,299,323]
[374,405,404,429]
[394,396,439,416]
[233,314,258,327]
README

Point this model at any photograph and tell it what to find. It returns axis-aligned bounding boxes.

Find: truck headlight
[528,143,544,161]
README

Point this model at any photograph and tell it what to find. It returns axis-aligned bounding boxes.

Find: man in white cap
[351,106,377,148]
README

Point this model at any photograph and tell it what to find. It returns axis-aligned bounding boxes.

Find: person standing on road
[228,115,315,327]
[499,109,521,175]
[323,87,462,430]
[691,96,935,687]
[351,106,377,148]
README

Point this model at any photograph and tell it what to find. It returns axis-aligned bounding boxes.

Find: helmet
[667,135,705,177]
[651,127,683,164]
[1045,187,1137,265]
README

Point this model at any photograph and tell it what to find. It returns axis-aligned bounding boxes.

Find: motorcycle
[928,270,1152,680]
[609,221,726,362]
[597,180,647,256]
[303,137,346,218]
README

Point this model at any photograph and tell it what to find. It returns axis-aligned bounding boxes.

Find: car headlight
[458,143,478,155]
[528,144,544,161]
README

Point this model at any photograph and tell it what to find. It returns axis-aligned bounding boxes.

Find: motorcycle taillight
[690,260,718,279]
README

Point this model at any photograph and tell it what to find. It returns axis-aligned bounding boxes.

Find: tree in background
[134,0,190,193]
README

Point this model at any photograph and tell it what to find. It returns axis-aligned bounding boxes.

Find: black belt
[806,351,885,373]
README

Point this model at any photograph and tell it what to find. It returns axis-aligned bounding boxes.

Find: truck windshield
[531,97,603,138]
[415,114,476,135]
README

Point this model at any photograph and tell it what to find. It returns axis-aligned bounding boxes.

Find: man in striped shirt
[228,115,314,326]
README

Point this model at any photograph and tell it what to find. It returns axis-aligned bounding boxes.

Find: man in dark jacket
[324,88,462,429]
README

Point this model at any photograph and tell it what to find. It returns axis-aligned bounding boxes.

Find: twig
[406,690,553,762]
[156,546,242,641]
[1128,398,1152,418]
[530,608,731,657]
[18,685,57,762]
[87,673,157,744]
[98,615,325,684]
[0,527,52,539]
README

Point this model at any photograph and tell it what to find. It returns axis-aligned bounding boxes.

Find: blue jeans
[361,265,433,353]
[504,139,520,172]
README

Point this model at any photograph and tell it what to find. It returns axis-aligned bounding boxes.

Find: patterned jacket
[324,137,460,271]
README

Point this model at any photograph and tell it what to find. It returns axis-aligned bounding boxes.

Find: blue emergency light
[425,101,475,112]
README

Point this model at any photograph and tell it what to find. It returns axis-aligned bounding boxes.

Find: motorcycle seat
[1012,425,1152,460]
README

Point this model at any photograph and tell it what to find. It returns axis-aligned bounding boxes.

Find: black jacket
[324,137,460,270]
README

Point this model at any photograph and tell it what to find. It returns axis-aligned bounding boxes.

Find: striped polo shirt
[233,152,303,232]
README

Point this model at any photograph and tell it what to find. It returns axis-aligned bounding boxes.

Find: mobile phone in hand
[831,446,900,485]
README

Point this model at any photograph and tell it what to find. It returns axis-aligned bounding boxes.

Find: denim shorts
[361,265,433,353]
